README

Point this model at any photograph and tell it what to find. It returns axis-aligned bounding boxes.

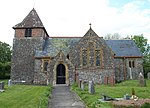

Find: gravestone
[147,72,150,79]
[0,82,4,90]
[78,79,82,88]
[81,81,85,90]
[8,79,12,86]
[110,75,115,86]
[89,81,95,94]
[138,73,146,87]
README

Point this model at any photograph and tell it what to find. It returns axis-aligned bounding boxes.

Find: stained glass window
[96,50,100,66]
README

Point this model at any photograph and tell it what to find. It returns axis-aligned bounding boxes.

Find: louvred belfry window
[25,28,32,37]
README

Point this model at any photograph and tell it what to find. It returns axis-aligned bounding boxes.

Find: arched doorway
[56,64,66,84]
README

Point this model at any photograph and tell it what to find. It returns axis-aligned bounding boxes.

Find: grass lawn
[0,80,52,108]
[71,80,150,108]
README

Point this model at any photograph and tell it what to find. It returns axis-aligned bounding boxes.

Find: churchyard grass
[0,80,52,108]
[71,80,150,108]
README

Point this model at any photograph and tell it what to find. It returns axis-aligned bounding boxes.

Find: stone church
[11,8,143,85]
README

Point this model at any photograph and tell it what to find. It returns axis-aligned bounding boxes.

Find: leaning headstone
[147,72,150,79]
[139,73,146,87]
[81,81,85,90]
[0,82,4,90]
[8,79,12,86]
[89,81,95,94]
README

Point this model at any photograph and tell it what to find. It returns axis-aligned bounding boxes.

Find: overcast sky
[0,0,150,46]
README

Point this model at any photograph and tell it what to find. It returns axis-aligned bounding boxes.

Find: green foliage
[131,35,150,78]
[0,41,12,79]
[0,41,11,63]
[105,33,121,40]
[0,82,52,108]
[0,62,11,79]
[71,80,150,108]
[141,103,150,108]
[131,34,148,54]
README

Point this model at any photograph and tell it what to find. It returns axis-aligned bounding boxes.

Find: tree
[104,33,121,40]
[0,41,12,79]
[131,34,150,78]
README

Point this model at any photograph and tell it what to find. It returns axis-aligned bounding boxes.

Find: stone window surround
[80,42,103,68]
[53,61,69,86]
[25,28,32,37]
[129,60,135,68]
[41,59,50,72]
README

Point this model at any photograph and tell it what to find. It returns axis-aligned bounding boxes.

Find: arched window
[132,61,135,68]
[129,61,131,68]
[67,54,69,59]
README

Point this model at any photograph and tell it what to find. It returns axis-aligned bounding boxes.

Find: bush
[0,62,11,79]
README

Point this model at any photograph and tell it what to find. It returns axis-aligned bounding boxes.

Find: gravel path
[48,85,86,108]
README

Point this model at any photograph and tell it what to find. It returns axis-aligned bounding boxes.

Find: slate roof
[106,40,143,57]
[35,38,143,58]
[13,8,44,28]
[35,37,81,57]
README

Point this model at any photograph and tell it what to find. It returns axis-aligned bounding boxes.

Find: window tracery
[96,50,100,66]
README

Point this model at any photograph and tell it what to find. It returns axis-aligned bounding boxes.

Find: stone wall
[114,58,125,82]
[77,68,114,84]
[114,57,143,82]
[125,58,143,79]
[11,37,44,84]
[33,59,51,85]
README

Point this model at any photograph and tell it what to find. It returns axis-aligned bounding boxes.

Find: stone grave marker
[81,81,85,90]
[78,79,82,88]
[0,82,4,90]
[8,79,12,86]
[139,72,146,87]
[89,81,95,94]
[147,72,150,79]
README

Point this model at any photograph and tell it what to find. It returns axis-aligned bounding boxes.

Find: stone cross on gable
[89,23,92,28]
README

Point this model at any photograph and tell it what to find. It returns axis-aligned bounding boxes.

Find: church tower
[11,8,49,83]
